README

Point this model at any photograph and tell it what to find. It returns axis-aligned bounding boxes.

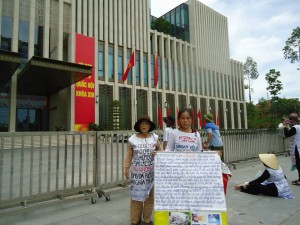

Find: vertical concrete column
[57,0,63,60]
[82,0,87,35]
[69,0,76,131]
[28,0,35,58]
[9,0,20,132]
[43,0,50,58]
[94,0,99,125]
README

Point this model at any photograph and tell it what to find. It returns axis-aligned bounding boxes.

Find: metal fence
[0,129,289,210]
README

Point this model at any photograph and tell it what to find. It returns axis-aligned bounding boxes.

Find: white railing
[0,129,288,210]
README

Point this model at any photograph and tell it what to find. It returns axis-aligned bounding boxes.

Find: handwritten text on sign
[154,152,226,211]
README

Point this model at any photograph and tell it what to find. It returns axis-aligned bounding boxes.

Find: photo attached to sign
[154,211,227,225]
[191,211,224,225]
[169,212,189,225]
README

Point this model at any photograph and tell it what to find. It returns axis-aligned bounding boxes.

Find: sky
[150,0,300,104]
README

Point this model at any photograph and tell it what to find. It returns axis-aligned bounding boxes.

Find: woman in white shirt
[124,115,162,225]
[166,108,202,152]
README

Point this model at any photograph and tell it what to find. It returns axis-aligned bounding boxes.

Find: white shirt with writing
[166,129,203,152]
[129,133,158,201]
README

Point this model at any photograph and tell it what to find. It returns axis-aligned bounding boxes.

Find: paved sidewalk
[1,155,300,225]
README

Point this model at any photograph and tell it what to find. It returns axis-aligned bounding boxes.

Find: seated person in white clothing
[234,154,294,199]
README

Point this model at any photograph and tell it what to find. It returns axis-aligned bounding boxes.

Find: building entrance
[17,108,40,131]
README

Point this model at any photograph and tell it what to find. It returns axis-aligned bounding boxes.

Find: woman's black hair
[178,108,196,134]
[178,108,193,119]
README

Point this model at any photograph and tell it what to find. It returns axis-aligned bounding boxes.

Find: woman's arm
[284,127,296,137]
[249,169,270,184]
[124,144,133,179]
[157,139,163,151]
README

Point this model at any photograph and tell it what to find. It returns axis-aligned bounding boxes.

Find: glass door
[17,108,36,131]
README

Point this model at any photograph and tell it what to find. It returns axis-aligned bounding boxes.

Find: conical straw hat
[258,154,279,170]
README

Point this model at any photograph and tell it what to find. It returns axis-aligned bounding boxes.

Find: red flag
[167,106,171,116]
[217,111,221,127]
[197,109,203,128]
[158,105,163,128]
[177,107,180,126]
[154,54,159,87]
[122,51,135,82]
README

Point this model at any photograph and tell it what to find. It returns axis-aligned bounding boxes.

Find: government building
[0,0,246,132]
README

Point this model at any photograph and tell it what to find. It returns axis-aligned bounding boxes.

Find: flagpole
[133,47,137,123]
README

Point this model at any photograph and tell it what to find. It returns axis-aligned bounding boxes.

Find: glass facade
[98,42,104,79]
[118,47,123,82]
[137,89,148,118]
[119,87,132,130]
[165,60,169,90]
[99,85,113,130]
[108,45,114,81]
[136,52,141,86]
[126,50,133,84]
[160,3,190,42]
[143,54,148,86]
[19,20,29,58]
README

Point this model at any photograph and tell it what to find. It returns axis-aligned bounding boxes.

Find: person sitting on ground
[162,115,175,150]
[234,154,294,199]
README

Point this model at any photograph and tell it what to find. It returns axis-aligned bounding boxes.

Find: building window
[178,94,186,109]
[158,57,162,88]
[143,54,148,87]
[19,20,29,58]
[118,47,123,83]
[108,45,114,82]
[98,42,104,80]
[126,49,133,84]
[136,52,141,86]
[1,0,13,51]
[165,60,169,90]
[1,16,12,51]
[152,91,162,127]
[177,64,181,92]
[119,87,132,130]
[34,24,43,57]
[182,65,186,92]
[137,89,148,118]
[203,69,207,96]
[171,61,175,91]
[99,85,113,130]
[188,66,192,93]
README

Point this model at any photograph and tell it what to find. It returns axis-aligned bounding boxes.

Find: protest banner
[154,152,228,225]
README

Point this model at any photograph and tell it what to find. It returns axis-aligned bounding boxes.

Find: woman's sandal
[292,180,300,185]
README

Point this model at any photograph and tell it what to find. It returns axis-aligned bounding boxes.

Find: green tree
[243,57,259,103]
[265,69,283,101]
[283,27,300,70]
[151,18,172,35]
[246,102,260,128]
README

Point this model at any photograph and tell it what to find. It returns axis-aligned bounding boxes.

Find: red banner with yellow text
[75,34,95,131]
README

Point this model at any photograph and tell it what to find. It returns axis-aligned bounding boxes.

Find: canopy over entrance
[17,56,93,96]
